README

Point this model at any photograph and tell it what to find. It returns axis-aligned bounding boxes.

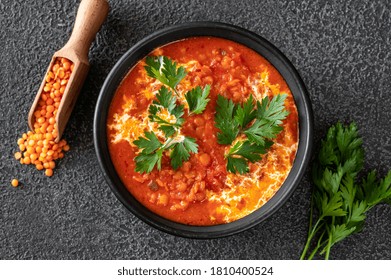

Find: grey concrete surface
[0,0,390,259]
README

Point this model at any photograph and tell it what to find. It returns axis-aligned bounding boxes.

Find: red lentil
[11,179,19,188]
[15,58,73,176]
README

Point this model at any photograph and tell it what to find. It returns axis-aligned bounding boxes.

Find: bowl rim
[94,21,313,239]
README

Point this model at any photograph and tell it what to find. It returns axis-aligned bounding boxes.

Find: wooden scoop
[28,0,109,142]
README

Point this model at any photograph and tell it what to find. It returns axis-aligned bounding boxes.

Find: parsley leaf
[133,131,162,154]
[358,170,391,207]
[148,86,184,137]
[349,201,367,225]
[328,224,356,245]
[134,152,163,174]
[244,119,283,146]
[256,94,289,124]
[149,86,184,119]
[244,94,289,146]
[228,140,270,162]
[133,131,164,173]
[318,192,346,217]
[134,133,198,173]
[158,125,177,138]
[215,95,239,145]
[145,56,187,91]
[170,137,198,170]
[185,85,211,115]
[225,140,271,174]
[234,94,257,128]
[227,157,249,174]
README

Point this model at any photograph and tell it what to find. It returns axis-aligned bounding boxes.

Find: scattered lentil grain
[11,179,19,188]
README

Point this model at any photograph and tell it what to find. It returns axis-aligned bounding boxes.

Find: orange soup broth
[107,37,298,225]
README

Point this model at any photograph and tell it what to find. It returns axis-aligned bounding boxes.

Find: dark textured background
[1,0,390,260]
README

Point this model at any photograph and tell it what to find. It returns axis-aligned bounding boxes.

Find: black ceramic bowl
[94,22,313,238]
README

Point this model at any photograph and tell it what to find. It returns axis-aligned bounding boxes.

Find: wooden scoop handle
[63,0,109,61]
[27,0,109,139]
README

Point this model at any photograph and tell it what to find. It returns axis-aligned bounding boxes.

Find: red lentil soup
[107,37,298,225]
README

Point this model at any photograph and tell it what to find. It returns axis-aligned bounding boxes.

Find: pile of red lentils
[12,58,73,187]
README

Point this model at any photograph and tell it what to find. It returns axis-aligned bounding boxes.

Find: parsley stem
[308,237,328,260]
[324,217,335,260]
[162,138,175,150]
[308,193,314,239]
[300,192,326,260]
[300,217,324,260]
[325,239,332,260]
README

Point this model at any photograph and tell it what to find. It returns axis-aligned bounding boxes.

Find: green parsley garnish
[148,87,184,137]
[300,122,391,259]
[234,94,258,128]
[134,131,164,173]
[215,95,240,145]
[134,131,197,173]
[245,94,289,146]
[215,93,289,174]
[145,56,187,92]
[226,140,272,174]
[144,56,210,116]
[185,85,211,115]
[134,56,210,173]
[170,137,198,170]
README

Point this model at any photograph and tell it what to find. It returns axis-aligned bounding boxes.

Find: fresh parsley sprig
[144,56,211,116]
[134,131,164,173]
[215,95,240,145]
[145,56,187,93]
[185,85,211,115]
[148,87,184,137]
[225,140,273,174]
[245,94,289,146]
[300,122,391,260]
[134,132,198,173]
[215,94,289,174]
[134,56,211,173]
[170,136,198,170]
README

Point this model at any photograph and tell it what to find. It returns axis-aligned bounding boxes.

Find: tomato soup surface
[107,37,298,225]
